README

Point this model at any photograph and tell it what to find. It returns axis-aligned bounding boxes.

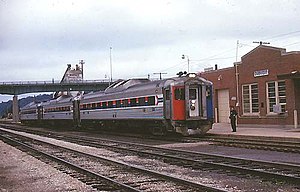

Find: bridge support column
[12,95,20,122]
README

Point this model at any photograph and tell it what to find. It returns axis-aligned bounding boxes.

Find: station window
[267,81,286,113]
[242,83,259,114]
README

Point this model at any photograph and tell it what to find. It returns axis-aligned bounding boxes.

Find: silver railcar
[20,74,213,136]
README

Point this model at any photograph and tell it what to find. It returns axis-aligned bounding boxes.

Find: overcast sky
[1,0,300,102]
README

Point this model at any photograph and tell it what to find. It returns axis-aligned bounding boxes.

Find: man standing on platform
[229,107,238,132]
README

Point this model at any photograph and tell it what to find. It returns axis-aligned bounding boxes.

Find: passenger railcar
[20,73,213,136]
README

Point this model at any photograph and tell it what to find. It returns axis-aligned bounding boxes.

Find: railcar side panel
[43,112,73,120]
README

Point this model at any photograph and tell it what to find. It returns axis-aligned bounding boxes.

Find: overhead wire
[283,41,300,47]
[264,30,300,41]
[147,30,300,78]
[157,47,238,74]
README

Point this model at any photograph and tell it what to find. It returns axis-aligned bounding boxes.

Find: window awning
[277,71,300,80]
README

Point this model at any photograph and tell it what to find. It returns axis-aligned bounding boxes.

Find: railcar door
[73,99,81,127]
[37,106,43,120]
[188,86,201,117]
[163,88,171,119]
[172,86,186,120]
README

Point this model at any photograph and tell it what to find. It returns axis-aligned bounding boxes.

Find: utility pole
[235,40,239,62]
[153,72,167,80]
[235,40,240,116]
[181,54,190,73]
[253,41,270,45]
[110,47,113,83]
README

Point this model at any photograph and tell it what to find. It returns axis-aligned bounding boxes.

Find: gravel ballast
[0,140,94,192]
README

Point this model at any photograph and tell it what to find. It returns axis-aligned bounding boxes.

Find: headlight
[190,100,196,110]
[188,73,197,78]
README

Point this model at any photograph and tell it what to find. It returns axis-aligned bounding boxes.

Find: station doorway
[217,89,230,123]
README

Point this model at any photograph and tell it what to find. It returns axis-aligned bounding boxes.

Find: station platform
[208,123,300,141]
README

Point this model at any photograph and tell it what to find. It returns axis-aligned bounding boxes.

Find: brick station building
[199,45,300,128]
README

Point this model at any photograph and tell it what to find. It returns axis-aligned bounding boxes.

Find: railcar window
[108,101,113,108]
[116,100,121,108]
[77,96,158,111]
[124,99,130,107]
[129,98,135,106]
[138,97,145,105]
[189,89,197,100]
[175,88,185,100]
[206,86,211,98]
[148,96,155,105]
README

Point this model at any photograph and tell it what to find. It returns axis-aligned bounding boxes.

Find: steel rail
[191,134,300,152]
[0,134,142,192]
[57,133,300,185]
[0,130,226,192]
[2,125,300,184]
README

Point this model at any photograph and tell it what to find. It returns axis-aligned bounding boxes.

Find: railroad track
[0,129,225,192]
[50,132,300,185]
[0,133,139,191]
[2,123,300,153]
[194,135,300,153]
[1,127,300,191]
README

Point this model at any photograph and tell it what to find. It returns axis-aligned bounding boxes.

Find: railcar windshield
[175,88,185,100]
[189,88,197,100]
